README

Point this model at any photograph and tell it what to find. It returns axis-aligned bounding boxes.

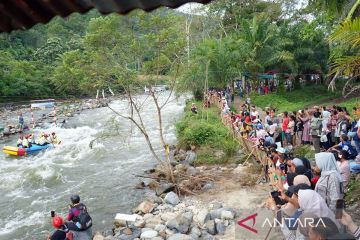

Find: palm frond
[329,54,360,76]
[329,18,360,48]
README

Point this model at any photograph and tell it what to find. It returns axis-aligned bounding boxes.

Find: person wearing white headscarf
[314,152,342,211]
[298,189,340,229]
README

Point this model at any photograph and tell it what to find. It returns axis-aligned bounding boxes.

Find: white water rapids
[0,93,187,240]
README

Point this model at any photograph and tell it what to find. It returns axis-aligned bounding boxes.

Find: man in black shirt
[48,216,72,240]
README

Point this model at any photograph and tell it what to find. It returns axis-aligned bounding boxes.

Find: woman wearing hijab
[297,189,340,229]
[314,152,342,211]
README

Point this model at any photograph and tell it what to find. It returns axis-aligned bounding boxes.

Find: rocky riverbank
[0,98,110,138]
[92,161,270,240]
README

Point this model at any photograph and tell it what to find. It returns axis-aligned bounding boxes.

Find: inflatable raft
[2,144,50,156]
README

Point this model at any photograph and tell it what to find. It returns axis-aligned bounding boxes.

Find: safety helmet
[70,194,80,204]
[52,216,63,228]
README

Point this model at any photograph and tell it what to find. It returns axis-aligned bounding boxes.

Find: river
[0,93,187,240]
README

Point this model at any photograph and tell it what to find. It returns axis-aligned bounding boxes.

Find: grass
[251,84,342,112]
[176,100,239,165]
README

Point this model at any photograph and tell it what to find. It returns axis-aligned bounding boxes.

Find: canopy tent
[0,0,211,33]
[30,99,56,128]
[242,73,275,79]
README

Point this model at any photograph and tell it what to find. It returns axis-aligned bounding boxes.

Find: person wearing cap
[66,194,92,239]
[48,216,72,240]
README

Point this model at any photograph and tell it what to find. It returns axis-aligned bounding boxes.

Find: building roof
[0,0,211,33]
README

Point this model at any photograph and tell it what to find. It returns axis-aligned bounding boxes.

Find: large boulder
[164,192,180,206]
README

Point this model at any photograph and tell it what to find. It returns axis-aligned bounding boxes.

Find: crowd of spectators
[207,90,360,240]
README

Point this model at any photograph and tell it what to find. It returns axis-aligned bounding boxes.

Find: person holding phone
[48,216,73,240]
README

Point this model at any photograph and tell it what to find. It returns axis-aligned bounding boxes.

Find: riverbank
[93,162,272,240]
[175,100,242,165]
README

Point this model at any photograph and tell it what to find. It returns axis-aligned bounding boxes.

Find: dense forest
[0,0,359,98]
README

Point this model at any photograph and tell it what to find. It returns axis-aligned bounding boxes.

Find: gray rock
[205,220,216,235]
[201,231,216,240]
[164,192,180,206]
[167,233,192,240]
[140,230,158,239]
[215,222,226,235]
[220,210,234,220]
[151,237,164,240]
[182,211,193,223]
[209,209,223,220]
[190,227,202,237]
[155,183,175,196]
[166,212,192,234]
[196,209,210,226]
[154,224,166,232]
[147,195,163,204]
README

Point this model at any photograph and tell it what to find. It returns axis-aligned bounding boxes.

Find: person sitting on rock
[66,195,92,240]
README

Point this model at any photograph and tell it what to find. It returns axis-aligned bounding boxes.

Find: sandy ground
[187,164,284,240]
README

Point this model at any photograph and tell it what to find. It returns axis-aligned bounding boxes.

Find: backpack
[73,204,92,230]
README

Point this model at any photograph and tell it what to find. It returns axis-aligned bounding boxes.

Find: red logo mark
[237,213,258,233]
